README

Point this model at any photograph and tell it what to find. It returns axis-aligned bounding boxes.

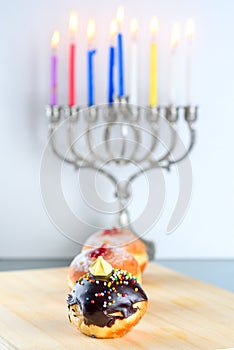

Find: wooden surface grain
[0,263,234,350]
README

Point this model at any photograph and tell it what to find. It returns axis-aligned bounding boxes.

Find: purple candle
[50,31,60,106]
[50,55,57,105]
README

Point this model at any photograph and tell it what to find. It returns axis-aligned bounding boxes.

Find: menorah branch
[45,99,198,260]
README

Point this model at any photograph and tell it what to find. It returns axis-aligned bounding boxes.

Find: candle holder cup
[45,98,198,260]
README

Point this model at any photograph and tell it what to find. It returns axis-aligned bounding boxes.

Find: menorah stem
[117,205,155,261]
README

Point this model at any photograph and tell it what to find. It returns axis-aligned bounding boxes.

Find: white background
[1,0,234,258]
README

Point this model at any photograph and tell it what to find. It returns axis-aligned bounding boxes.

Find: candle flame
[150,17,159,35]
[186,18,195,42]
[109,19,118,39]
[116,6,124,23]
[87,19,96,41]
[51,30,60,49]
[171,22,180,51]
[69,11,78,36]
[130,19,138,36]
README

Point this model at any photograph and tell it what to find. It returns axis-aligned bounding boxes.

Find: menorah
[45,97,198,259]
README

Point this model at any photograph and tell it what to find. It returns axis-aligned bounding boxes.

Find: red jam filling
[102,227,120,235]
[88,244,108,259]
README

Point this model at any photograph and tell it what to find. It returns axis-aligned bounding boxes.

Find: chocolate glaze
[67,269,147,328]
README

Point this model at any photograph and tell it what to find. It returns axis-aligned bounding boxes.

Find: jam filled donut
[68,244,141,289]
[82,228,148,272]
[67,256,148,338]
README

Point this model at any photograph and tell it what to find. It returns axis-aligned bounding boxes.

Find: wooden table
[0,263,234,350]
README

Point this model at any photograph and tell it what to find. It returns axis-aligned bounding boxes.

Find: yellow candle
[149,17,159,107]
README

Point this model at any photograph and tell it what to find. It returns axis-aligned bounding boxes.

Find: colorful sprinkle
[70,267,144,318]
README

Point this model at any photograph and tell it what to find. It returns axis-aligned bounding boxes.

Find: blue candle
[117,33,125,97]
[87,49,96,106]
[116,6,125,97]
[87,19,96,106]
[108,46,115,104]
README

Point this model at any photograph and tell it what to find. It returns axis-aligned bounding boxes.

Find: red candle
[69,12,78,106]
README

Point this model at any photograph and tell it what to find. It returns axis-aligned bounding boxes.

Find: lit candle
[185,18,195,105]
[69,12,78,107]
[108,19,117,104]
[116,6,125,97]
[50,30,60,106]
[149,17,159,107]
[129,19,138,105]
[87,19,96,106]
[169,22,180,105]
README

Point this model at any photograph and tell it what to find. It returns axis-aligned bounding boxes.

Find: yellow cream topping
[89,256,113,277]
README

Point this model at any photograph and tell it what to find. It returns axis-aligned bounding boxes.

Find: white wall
[1,0,234,258]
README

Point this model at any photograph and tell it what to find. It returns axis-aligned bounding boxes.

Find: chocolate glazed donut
[67,259,148,338]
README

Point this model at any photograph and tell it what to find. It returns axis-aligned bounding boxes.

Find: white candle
[129,19,138,105]
[169,23,180,105]
[185,18,195,105]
